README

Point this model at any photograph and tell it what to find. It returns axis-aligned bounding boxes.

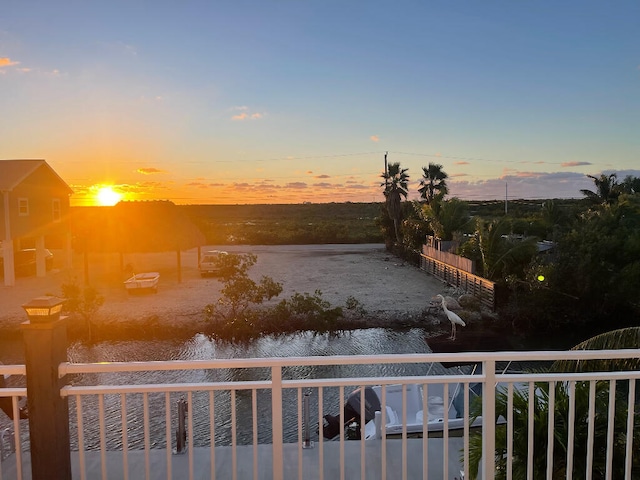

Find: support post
[21,317,71,479]
[271,366,283,479]
[481,359,496,479]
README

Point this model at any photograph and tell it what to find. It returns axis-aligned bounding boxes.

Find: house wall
[3,164,71,244]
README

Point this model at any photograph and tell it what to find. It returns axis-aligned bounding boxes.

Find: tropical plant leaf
[550,327,640,373]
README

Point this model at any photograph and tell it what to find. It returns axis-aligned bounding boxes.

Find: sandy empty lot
[0,244,449,332]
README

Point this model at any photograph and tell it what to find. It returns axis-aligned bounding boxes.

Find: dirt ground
[0,244,451,333]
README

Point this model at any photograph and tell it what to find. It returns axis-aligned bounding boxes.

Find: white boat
[368,382,483,439]
[321,360,532,441]
[124,272,160,293]
[322,381,483,441]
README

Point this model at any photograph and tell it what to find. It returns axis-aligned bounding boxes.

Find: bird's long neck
[440,298,449,313]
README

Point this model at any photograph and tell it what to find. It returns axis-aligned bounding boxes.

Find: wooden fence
[420,253,495,310]
[422,245,475,273]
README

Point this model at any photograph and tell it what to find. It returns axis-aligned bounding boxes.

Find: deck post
[481,359,496,479]
[21,313,71,479]
[271,366,284,479]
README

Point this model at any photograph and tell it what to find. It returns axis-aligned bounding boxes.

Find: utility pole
[384,152,388,189]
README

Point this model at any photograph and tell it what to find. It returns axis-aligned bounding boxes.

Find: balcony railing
[1,350,639,479]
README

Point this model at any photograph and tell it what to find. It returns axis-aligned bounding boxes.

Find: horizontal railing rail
[2,350,639,479]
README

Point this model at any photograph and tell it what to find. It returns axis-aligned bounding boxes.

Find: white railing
[1,351,640,479]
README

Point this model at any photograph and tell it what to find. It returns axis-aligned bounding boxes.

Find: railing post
[482,359,496,479]
[302,391,314,449]
[22,316,72,479]
[175,396,188,454]
[272,365,283,479]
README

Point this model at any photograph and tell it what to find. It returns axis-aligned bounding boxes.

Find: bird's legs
[450,323,456,340]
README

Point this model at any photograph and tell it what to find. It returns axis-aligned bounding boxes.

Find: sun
[96,186,122,206]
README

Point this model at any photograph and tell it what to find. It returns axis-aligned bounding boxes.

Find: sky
[1,1,639,206]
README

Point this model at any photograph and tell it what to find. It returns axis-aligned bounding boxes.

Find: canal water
[2,328,456,450]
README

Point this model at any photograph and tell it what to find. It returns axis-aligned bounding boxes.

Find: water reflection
[3,329,456,449]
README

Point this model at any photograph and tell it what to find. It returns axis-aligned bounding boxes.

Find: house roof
[0,159,73,194]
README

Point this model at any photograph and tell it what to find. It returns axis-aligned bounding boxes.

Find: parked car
[199,250,228,277]
[0,248,54,276]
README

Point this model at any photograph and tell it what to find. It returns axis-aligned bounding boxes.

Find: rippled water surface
[4,329,459,449]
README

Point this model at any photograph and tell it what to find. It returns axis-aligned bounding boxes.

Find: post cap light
[21,296,65,323]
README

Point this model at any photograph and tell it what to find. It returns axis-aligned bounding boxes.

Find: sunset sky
[2,1,639,206]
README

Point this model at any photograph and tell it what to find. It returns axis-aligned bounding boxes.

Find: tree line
[379,161,640,341]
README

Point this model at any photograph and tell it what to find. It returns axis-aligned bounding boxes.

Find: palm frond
[550,327,640,373]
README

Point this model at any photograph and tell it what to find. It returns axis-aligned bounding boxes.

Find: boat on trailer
[124,272,160,293]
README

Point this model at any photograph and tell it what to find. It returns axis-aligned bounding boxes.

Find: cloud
[0,57,19,68]
[448,171,602,200]
[315,174,330,179]
[453,161,470,165]
[561,161,592,167]
[513,171,543,178]
[232,111,265,121]
[370,135,379,142]
[137,167,166,175]
[285,182,307,189]
[230,106,265,121]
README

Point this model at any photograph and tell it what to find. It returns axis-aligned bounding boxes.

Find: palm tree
[474,217,538,281]
[620,175,640,194]
[417,197,469,241]
[381,162,409,244]
[467,380,640,479]
[580,173,621,205]
[418,163,448,205]
[468,327,640,479]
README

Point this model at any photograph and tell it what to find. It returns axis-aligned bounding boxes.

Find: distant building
[0,159,73,286]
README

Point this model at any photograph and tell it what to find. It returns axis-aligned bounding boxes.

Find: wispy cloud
[285,182,307,189]
[137,167,167,175]
[453,161,469,165]
[315,174,330,179]
[370,135,380,142]
[0,57,19,68]
[231,106,266,121]
[561,161,592,167]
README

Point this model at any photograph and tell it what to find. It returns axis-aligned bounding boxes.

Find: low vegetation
[60,276,105,342]
[182,203,383,245]
[203,253,368,342]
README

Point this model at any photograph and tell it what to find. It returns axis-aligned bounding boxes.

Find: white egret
[436,294,466,340]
